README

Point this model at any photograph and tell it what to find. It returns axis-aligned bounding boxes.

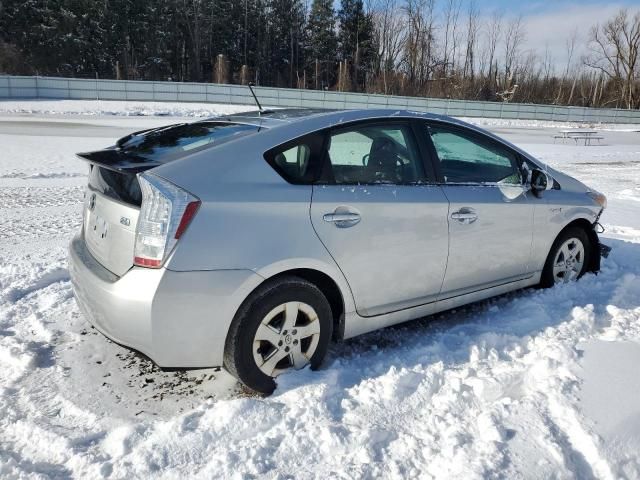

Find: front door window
[429,125,523,185]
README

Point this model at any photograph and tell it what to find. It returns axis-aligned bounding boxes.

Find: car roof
[210,107,519,152]
[205,108,336,128]
[196,107,533,158]
[206,107,469,131]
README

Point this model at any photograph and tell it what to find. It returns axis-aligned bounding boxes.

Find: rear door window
[326,123,425,184]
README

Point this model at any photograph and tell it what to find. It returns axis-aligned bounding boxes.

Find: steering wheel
[362,153,370,166]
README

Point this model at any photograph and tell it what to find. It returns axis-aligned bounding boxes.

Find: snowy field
[1,100,639,479]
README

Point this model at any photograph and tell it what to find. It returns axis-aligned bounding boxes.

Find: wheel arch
[230,265,351,343]
[268,269,346,340]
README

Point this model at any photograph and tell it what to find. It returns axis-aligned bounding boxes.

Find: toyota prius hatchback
[69,109,609,393]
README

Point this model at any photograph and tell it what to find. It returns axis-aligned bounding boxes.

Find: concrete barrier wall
[1,75,639,124]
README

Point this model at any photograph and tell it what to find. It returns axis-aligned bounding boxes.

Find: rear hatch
[78,121,260,276]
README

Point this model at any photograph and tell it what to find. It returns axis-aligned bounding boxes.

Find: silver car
[68,109,609,393]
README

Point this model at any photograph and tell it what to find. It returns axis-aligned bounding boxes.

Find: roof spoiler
[76,149,160,174]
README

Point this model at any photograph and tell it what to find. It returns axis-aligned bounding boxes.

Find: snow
[579,340,640,476]
[0,99,252,118]
[458,116,640,132]
[1,100,639,479]
[0,99,639,132]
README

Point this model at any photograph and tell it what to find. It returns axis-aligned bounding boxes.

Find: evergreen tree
[337,0,376,91]
[265,0,306,87]
[306,0,337,89]
[1,0,77,75]
[235,0,267,83]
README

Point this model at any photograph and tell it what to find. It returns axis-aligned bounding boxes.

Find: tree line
[0,0,638,109]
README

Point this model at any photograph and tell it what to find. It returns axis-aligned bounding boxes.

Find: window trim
[319,119,431,186]
[422,120,526,187]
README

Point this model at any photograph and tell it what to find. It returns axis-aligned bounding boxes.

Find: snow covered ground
[0,99,250,118]
[1,100,639,479]
[2,99,639,132]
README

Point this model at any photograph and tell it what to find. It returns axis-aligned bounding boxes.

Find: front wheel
[541,227,592,287]
[224,276,333,394]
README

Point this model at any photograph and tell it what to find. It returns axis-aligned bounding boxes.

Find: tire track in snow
[0,208,81,240]
[0,185,84,209]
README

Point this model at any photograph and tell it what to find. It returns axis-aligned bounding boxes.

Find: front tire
[540,227,592,287]
[224,276,333,394]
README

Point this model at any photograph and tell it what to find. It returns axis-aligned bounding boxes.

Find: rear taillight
[133,173,200,268]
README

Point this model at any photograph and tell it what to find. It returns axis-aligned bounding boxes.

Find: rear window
[118,122,259,162]
[88,165,142,206]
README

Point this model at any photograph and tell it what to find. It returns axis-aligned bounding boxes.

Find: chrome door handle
[323,212,361,227]
[451,209,478,224]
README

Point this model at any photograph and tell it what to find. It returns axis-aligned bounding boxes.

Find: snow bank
[458,116,640,132]
[0,99,253,118]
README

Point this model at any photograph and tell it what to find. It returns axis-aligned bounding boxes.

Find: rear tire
[540,227,592,288]
[223,276,333,395]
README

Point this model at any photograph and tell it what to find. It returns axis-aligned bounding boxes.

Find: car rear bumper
[68,234,263,367]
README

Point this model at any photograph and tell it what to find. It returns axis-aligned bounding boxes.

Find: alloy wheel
[552,237,585,283]
[252,301,321,377]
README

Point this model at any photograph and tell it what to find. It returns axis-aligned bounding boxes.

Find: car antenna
[248,82,264,114]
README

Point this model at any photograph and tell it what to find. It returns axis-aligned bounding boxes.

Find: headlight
[587,191,607,209]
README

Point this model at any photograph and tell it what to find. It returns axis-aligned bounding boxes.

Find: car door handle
[451,209,478,224]
[323,212,361,227]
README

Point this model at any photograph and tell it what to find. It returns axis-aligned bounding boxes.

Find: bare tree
[371,0,406,93]
[503,16,524,81]
[462,0,480,81]
[584,9,640,109]
[484,11,502,94]
[554,28,578,104]
[541,44,554,82]
[442,0,462,77]
[403,0,437,90]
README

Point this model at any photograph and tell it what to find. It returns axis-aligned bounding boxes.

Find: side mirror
[530,169,552,197]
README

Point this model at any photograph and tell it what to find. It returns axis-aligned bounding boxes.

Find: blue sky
[407,0,639,70]
[472,0,634,14]
[498,1,637,68]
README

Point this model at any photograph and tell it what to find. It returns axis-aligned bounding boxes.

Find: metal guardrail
[1,75,639,124]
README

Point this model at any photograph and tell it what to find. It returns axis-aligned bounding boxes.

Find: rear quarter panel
[156,173,357,317]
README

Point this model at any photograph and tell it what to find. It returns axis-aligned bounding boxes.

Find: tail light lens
[134,173,200,268]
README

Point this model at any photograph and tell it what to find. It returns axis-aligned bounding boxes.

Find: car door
[423,121,535,299]
[310,120,450,317]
